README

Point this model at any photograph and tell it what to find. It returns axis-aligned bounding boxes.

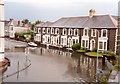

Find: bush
[99,77,108,83]
[103,51,116,57]
[105,72,110,76]
[81,47,86,50]
[112,65,120,71]
[72,43,81,51]
[92,48,97,52]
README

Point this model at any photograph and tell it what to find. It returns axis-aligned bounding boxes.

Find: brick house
[34,9,119,52]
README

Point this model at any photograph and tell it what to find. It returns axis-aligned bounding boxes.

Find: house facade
[34,9,119,52]
[5,18,31,38]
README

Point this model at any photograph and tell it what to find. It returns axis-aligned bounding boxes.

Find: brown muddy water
[3,47,105,82]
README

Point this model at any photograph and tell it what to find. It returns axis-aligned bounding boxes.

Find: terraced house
[34,9,119,53]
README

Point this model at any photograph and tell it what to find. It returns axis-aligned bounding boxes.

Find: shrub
[105,72,110,76]
[72,43,81,51]
[81,47,86,50]
[92,48,97,52]
[99,77,108,83]
[112,65,120,71]
[103,51,116,57]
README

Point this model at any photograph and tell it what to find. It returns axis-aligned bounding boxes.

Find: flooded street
[3,46,103,82]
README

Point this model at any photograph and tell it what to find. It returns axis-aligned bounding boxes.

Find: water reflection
[5,47,104,82]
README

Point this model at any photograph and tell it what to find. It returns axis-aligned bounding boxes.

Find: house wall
[34,27,117,52]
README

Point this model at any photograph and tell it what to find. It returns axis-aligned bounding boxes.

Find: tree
[31,24,35,30]
[31,20,42,30]
[35,20,41,25]
[22,19,29,24]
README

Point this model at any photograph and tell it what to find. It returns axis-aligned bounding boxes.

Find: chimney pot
[10,18,14,22]
[18,20,20,26]
[89,9,96,18]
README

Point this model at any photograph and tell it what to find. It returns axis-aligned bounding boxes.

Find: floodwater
[3,47,104,82]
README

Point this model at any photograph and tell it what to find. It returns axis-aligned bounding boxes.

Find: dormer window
[101,29,107,37]
[91,29,96,37]
[43,28,45,33]
[51,28,54,34]
[84,29,88,36]
[74,29,78,35]
[55,28,59,34]
[47,28,50,34]
[63,28,66,35]
[69,29,72,35]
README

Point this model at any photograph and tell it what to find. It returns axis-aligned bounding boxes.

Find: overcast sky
[4,0,119,23]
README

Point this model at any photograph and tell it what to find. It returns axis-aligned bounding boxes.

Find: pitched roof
[35,21,54,27]
[36,15,118,28]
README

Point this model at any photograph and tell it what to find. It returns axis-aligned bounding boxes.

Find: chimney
[23,23,25,27]
[18,20,20,26]
[10,18,14,22]
[89,9,96,18]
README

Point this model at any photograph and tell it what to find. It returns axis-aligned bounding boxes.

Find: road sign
[25,48,29,55]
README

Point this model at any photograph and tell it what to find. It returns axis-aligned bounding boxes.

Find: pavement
[108,70,120,83]
[5,39,28,49]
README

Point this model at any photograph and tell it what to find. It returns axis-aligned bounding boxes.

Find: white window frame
[62,28,66,35]
[55,28,59,34]
[68,29,72,35]
[81,40,89,48]
[47,28,50,34]
[38,28,41,33]
[51,28,54,34]
[34,27,37,33]
[98,41,107,51]
[83,29,89,36]
[74,29,78,36]
[43,28,45,33]
[101,29,107,37]
[91,29,96,37]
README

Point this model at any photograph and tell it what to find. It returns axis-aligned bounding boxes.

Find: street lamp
[96,30,99,82]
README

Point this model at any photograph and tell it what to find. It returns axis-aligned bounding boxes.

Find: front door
[90,39,95,51]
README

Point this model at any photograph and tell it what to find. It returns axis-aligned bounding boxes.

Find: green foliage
[112,65,120,71]
[92,48,97,52]
[81,47,86,51]
[20,31,34,36]
[31,24,35,30]
[103,50,116,57]
[72,43,81,51]
[35,20,41,25]
[99,77,108,83]
[22,19,29,24]
[105,72,110,76]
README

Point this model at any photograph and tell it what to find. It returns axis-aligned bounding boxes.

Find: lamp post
[96,30,99,82]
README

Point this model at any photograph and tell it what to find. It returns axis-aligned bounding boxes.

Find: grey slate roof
[35,21,54,27]
[35,15,118,29]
